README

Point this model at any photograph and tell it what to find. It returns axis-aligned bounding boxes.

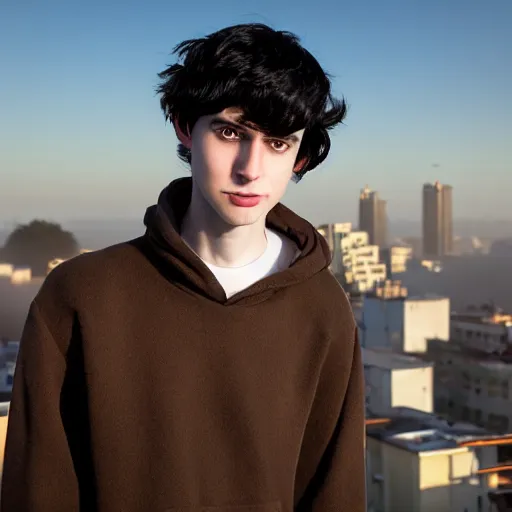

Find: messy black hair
[156,23,347,182]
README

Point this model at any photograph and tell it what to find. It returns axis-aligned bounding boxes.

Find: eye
[219,127,240,140]
[270,140,289,153]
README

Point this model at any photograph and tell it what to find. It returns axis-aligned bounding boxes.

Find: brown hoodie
[1,178,365,512]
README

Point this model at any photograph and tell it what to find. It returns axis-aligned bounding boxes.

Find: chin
[218,207,266,228]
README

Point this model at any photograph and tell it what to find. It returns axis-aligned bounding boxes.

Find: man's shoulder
[303,268,355,325]
[36,238,146,308]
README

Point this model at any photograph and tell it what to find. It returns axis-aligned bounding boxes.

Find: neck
[181,183,268,268]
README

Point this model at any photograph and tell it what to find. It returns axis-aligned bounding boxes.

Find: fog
[1,254,511,341]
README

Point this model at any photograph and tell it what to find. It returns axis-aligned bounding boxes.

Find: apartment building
[427,339,512,434]
[317,223,387,292]
[364,348,434,415]
[359,185,388,248]
[361,290,450,353]
[366,407,499,512]
[451,306,512,355]
[380,245,413,275]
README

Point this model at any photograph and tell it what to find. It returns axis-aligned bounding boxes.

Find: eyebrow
[210,117,301,144]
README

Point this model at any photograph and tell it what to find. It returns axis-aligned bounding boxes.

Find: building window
[473,409,482,425]
[502,381,509,399]
[488,378,500,398]
[462,407,470,421]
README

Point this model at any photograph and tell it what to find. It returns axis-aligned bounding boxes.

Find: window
[462,407,470,421]
[488,378,500,398]
[502,381,509,399]
[474,409,482,425]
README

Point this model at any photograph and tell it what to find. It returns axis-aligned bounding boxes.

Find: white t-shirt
[204,229,299,299]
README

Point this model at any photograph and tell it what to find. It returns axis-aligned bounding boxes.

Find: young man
[1,24,365,511]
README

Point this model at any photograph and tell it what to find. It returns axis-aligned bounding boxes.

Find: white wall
[403,298,450,352]
[392,368,433,413]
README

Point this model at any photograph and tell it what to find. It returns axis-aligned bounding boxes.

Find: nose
[234,138,264,183]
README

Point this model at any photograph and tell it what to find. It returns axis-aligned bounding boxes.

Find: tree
[1,220,79,276]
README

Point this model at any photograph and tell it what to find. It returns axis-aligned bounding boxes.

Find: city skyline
[0,0,511,225]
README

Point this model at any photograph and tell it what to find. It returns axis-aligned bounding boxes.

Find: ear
[173,118,192,149]
[293,156,308,173]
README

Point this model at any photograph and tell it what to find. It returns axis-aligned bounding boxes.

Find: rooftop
[364,293,449,303]
[425,338,512,369]
[367,407,490,453]
[363,348,433,371]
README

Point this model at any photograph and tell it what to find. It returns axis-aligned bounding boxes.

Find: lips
[226,192,263,208]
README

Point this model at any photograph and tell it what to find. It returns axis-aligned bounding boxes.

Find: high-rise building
[316,223,387,292]
[422,181,453,257]
[359,186,387,248]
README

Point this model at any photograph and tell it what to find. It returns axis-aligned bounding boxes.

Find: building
[341,231,387,292]
[451,305,512,355]
[422,181,453,258]
[381,245,413,275]
[0,264,13,278]
[317,223,387,292]
[426,339,512,434]
[316,222,352,277]
[10,267,31,285]
[361,290,450,353]
[366,407,501,512]
[364,348,434,415]
[359,185,388,248]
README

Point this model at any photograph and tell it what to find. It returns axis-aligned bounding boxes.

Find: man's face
[178,108,305,227]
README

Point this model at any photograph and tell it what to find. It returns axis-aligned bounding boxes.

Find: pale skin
[176,107,306,268]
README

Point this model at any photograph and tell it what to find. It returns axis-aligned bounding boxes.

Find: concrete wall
[403,298,450,352]
[383,443,420,512]
[392,367,433,413]
[362,298,404,351]
[365,366,392,416]
[419,448,496,512]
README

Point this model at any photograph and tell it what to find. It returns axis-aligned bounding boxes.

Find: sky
[0,0,511,228]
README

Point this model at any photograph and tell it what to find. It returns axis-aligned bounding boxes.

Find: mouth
[226,192,262,197]
[224,192,264,208]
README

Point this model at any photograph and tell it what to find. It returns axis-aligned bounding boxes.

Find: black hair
[156,23,347,182]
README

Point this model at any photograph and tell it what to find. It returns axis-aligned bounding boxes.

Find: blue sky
[0,0,510,228]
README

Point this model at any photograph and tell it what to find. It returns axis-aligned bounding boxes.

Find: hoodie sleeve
[295,327,366,512]
[0,300,80,511]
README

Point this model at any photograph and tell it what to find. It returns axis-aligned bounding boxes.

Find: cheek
[194,137,236,182]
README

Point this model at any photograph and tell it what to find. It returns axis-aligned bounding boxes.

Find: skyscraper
[422,181,453,257]
[359,185,387,248]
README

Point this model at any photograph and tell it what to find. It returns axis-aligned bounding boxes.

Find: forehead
[211,107,305,139]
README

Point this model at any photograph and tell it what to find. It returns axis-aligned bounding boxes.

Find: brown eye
[270,140,288,152]
[220,127,239,140]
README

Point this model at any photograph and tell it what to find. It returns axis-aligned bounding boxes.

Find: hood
[143,177,331,305]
